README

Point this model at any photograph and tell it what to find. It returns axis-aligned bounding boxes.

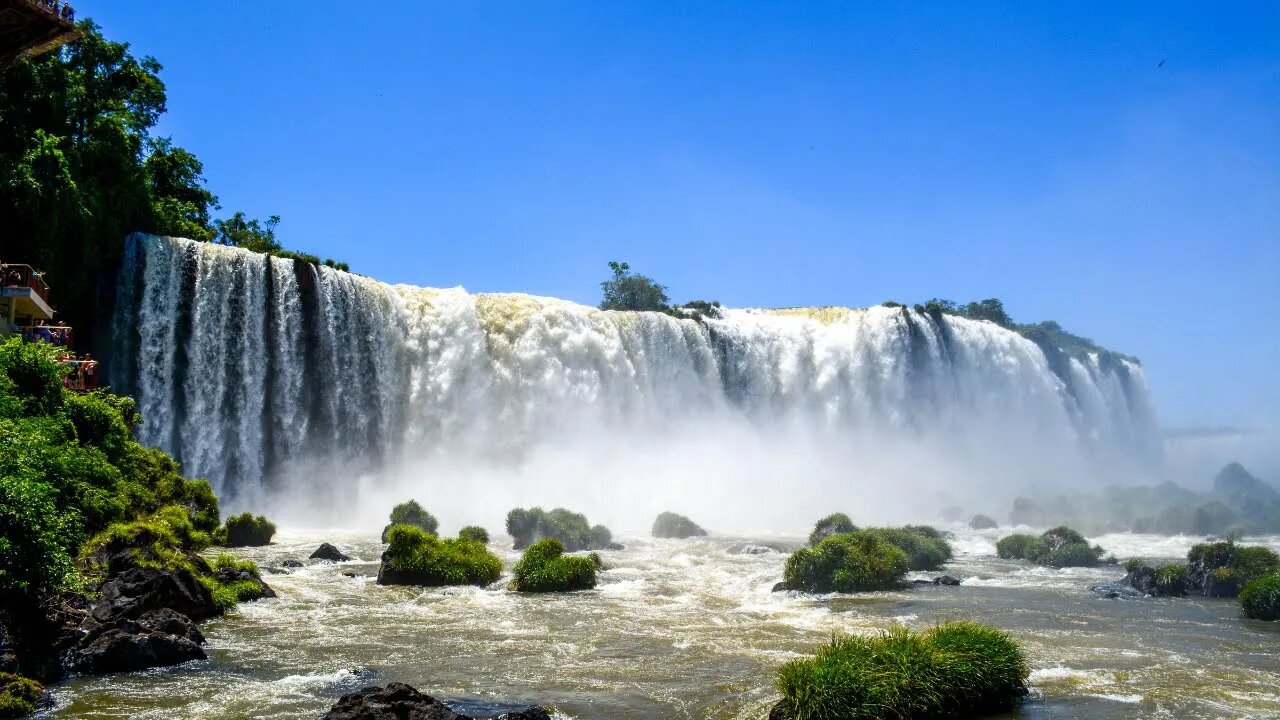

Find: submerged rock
[282,559,304,568]
[735,544,781,555]
[310,543,352,562]
[320,682,551,720]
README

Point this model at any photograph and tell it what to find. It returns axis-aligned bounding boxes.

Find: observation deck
[2,261,97,390]
[1,0,80,68]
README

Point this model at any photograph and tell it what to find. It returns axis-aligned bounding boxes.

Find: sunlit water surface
[47,529,1280,719]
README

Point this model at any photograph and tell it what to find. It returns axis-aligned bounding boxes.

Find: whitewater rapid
[110,234,1159,518]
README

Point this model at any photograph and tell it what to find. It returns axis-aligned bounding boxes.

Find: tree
[213,212,281,252]
[599,261,670,312]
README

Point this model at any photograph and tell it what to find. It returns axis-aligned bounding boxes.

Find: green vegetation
[0,673,44,719]
[866,526,953,571]
[968,514,999,530]
[772,622,1028,720]
[1187,540,1280,597]
[1154,564,1189,596]
[510,538,599,592]
[807,513,857,546]
[1239,573,1280,621]
[651,511,707,539]
[458,525,490,544]
[378,525,502,587]
[995,527,1105,568]
[917,297,1137,365]
[783,531,909,593]
[506,507,615,551]
[203,554,270,612]
[599,261,670,312]
[218,512,276,547]
[0,21,345,349]
[389,500,438,534]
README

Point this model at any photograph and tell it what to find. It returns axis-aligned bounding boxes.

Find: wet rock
[63,619,205,675]
[342,571,360,578]
[0,595,91,682]
[732,544,784,555]
[320,682,551,720]
[310,543,352,562]
[651,512,708,539]
[137,609,204,645]
[603,542,626,551]
[771,581,792,592]
[92,564,219,622]
[932,574,962,586]
[1091,579,1145,599]
[282,559,304,568]
[213,567,277,600]
[1125,565,1158,595]
[263,566,289,575]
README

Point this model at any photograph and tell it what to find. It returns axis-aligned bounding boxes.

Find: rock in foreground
[321,682,551,720]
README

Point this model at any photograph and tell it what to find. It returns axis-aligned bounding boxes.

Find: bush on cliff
[651,512,707,539]
[458,526,489,544]
[807,513,857,546]
[0,673,45,719]
[1239,573,1280,620]
[381,500,438,542]
[771,622,1028,720]
[783,531,909,593]
[217,512,276,547]
[377,525,502,587]
[506,507,615,551]
[511,538,599,592]
[995,526,1104,567]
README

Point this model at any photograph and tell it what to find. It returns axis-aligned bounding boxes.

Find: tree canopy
[599,261,671,312]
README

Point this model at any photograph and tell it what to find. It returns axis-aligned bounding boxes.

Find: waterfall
[112,234,1161,521]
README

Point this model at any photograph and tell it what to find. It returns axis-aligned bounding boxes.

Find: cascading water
[111,234,1160,527]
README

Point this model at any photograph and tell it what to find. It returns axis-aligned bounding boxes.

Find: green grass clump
[1239,573,1280,620]
[458,525,489,544]
[773,621,1028,720]
[995,526,1104,567]
[379,524,502,587]
[511,538,599,592]
[807,513,857,546]
[506,507,614,551]
[1154,564,1189,596]
[389,500,438,534]
[784,530,909,593]
[865,526,953,570]
[198,553,269,611]
[0,673,44,719]
[1188,540,1280,595]
[218,512,276,547]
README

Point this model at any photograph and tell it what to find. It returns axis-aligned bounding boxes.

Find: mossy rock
[510,538,599,592]
[0,673,47,719]
[995,526,1104,568]
[782,530,909,593]
[381,500,438,542]
[771,622,1028,720]
[807,513,857,546]
[506,507,617,551]
[1188,540,1280,598]
[218,513,276,547]
[377,525,502,587]
[1239,573,1280,620]
[651,512,706,539]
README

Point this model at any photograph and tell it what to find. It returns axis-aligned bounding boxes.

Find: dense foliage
[0,21,343,349]
[0,673,44,719]
[599,261,670,312]
[389,500,438,534]
[651,512,706,539]
[1239,573,1280,621]
[783,531,909,593]
[1187,540,1280,597]
[995,527,1106,568]
[506,507,615,551]
[866,526,953,571]
[218,512,276,547]
[1009,463,1280,537]
[458,525,490,544]
[772,622,1028,720]
[510,538,599,592]
[807,513,857,547]
[378,525,502,587]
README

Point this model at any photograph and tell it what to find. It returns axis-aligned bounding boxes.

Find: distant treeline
[0,21,345,351]
[1008,463,1280,537]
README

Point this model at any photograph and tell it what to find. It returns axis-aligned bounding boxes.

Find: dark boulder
[63,619,205,675]
[282,559,304,568]
[771,581,792,592]
[310,543,352,562]
[0,595,90,682]
[137,609,204,645]
[933,574,962,586]
[320,683,551,720]
[651,512,707,539]
[734,544,779,555]
[92,564,219,622]
[1125,565,1157,595]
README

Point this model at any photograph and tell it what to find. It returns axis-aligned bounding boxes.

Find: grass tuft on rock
[0,673,44,719]
[995,526,1105,567]
[807,513,857,546]
[772,621,1028,720]
[377,524,502,587]
[783,530,909,593]
[511,538,599,592]
[1239,573,1280,620]
[217,512,276,547]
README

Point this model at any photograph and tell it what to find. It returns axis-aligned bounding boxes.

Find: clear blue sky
[90,2,1278,430]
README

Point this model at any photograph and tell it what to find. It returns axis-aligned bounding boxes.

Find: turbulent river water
[48,528,1280,720]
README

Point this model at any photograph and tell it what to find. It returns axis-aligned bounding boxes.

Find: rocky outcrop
[310,543,352,562]
[320,683,551,720]
[136,609,204,645]
[651,512,707,539]
[213,566,278,600]
[63,619,205,675]
[282,559,304,568]
[92,564,219,622]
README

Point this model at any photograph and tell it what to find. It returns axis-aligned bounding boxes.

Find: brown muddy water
[45,529,1280,719]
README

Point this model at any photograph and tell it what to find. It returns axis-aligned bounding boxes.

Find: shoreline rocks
[321,682,551,720]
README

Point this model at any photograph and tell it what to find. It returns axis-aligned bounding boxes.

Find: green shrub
[773,622,1028,720]
[219,512,276,547]
[388,500,438,534]
[865,526,953,570]
[995,527,1104,567]
[0,673,44,719]
[651,511,706,539]
[203,553,269,608]
[379,524,502,587]
[1124,557,1145,573]
[458,525,489,544]
[783,531,909,593]
[807,513,857,546]
[0,338,65,417]
[506,507,615,551]
[1239,573,1280,621]
[0,474,77,598]
[511,538,599,592]
[995,533,1042,560]
[1154,564,1189,596]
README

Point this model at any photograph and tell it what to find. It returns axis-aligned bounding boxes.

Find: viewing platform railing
[2,263,51,304]
[19,324,73,347]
